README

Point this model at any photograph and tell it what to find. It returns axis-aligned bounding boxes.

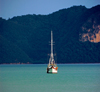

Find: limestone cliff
[79,12,100,43]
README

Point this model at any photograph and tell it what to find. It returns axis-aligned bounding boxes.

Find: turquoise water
[0,64,100,92]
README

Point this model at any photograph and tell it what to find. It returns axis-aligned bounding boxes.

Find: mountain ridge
[0,5,100,64]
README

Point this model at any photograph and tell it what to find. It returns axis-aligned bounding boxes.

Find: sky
[0,0,100,19]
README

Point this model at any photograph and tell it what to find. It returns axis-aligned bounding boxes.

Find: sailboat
[47,31,58,73]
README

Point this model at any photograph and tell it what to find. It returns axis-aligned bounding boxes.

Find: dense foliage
[0,5,100,64]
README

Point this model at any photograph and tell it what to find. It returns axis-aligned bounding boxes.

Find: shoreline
[0,63,100,65]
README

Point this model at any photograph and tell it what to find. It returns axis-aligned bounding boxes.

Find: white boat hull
[47,67,58,74]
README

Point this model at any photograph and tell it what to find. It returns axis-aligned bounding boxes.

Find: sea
[0,64,100,92]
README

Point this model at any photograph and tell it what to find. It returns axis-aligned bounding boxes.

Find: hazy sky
[0,0,100,19]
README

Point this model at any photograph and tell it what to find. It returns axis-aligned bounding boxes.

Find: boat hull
[47,67,58,74]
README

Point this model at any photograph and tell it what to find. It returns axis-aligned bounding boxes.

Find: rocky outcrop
[79,12,100,43]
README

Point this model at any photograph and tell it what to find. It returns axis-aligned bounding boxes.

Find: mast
[49,31,54,65]
[51,31,53,59]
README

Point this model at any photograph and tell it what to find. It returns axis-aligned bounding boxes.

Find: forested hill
[0,5,100,64]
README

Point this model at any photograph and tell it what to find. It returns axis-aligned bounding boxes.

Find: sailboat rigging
[47,31,58,73]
